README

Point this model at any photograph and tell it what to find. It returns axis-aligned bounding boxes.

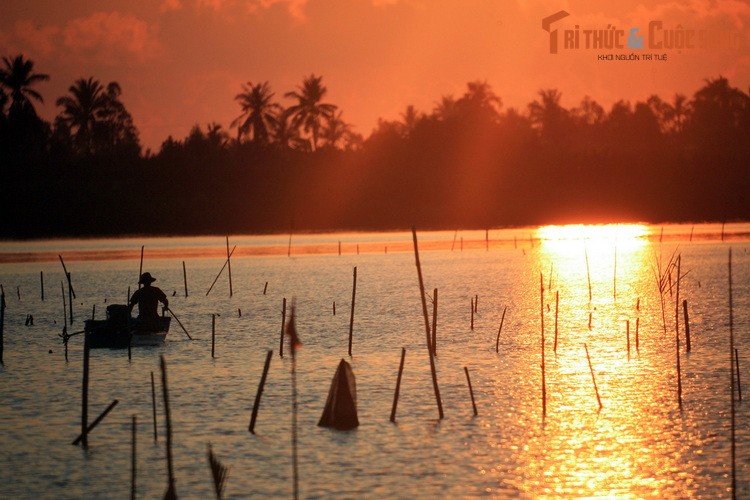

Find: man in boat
[128,272,169,330]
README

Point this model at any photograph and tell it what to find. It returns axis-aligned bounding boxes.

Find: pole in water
[729,248,736,498]
[675,255,682,409]
[0,287,4,365]
[151,371,158,443]
[431,288,438,357]
[683,300,691,353]
[263,282,268,295]
[470,298,474,331]
[464,366,478,416]
[553,291,559,353]
[131,415,137,500]
[348,266,357,357]
[584,343,602,409]
[138,246,144,289]
[72,399,119,446]
[540,272,546,418]
[626,320,630,359]
[411,228,444,419]
[585,246,592,302]
[40,271,44,301]
[735,348,742,402]
[226,236,233,297]
[80,331,90,447]
[279,298,286,358]
[160,356,177,499]
[636,317,640,351]
[390,348,407,423]
[249,349,273,434]
[496,306,507,353]
[182,261,188,297]
[67,272,73,325]
[211,313,216,358]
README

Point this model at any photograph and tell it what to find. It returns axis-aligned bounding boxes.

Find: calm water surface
[1,224,750,498]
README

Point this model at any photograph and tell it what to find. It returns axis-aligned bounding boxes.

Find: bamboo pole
[131,415,136,500]
[206,246,237,296]
[495,306,507,353]
[584,343,602,409]
[263,282,268,295]
[390,348,406,423]
[585,246,592,302]
[636,317,640,351]
[67,272,73,325]
[226,236,233,297]
[675,255,683,409]
[61,281,68,362]
[40,271,44,301]
[160,356,177,499]
[279,298,286,358]
[151,371,158,443]
[211,314,216,358]
[464,366,478,416]
[348,267,357,357]
[683,300,691,353]
[138,246,144,289]
[72,399,119,446]
[470,298,474,331]
[182,261,188,297]
[80,330,90,447]
[431,288,438,357]
[540,273,546,418]
[249,350,273,434]
[553,291,559,353]
[58,255,76,298]
[729,248,736,499]
[411,228,444,420]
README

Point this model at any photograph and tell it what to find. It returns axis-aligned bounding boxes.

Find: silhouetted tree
[232,81,280,145]
[285,74,337,151]
[0,54,49,119]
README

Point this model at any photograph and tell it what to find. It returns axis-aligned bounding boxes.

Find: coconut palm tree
[0,54,49,118]
[321,110,362,150]
[284,74,337,151]
[231,81,279,145]
[270,109,309,151]
[56,77,139,155]
[56,77,109,154]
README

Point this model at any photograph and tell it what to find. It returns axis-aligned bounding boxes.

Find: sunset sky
[3,0,749,152]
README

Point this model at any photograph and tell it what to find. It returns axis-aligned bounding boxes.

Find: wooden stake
[431,288,438,356]
[553,291,559,353]
[470,298,474,331]
[160,356,177,499]
[226,236,233,297]
[279,298,286,358]
[411,228,444,419]
[348,267,357,357]
[131,414,137,500]
[40,271,44,301]
[495,306,507,353]
[263,282,268,295]
[151,371,158,443]
[80,330,90,447]
[211,314,216,358]
[584,343,602,409]
[206,246,237,296]
[72,399,119,446]
[464,366,478,416]
[540,273,546,418]
[249,350,273,434]
[585,246,592,302]
[675,255,683,409]
[390,348,406,423]
[138,246,144,288]
[182,261,188,297]
[332,301,336,316]
[58,255,76,298]
[67,272,73,325]
[729,248,736,499]
[683,300,691,353]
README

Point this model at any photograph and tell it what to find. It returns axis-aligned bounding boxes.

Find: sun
[536,224,650,243]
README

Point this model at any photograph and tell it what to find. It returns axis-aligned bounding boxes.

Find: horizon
[3,0,750,151]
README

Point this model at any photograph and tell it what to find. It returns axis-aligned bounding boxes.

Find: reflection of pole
[540,273,546,418]
[584,343,602,409]
[348,267,357,357]
[80,331,90,447]
[412,228,443,419]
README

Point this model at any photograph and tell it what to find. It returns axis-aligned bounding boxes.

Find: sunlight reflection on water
[0,223,749,498]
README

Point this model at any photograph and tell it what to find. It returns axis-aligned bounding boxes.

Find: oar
[165,308,192,340]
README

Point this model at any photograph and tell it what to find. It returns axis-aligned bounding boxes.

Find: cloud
[62,11,161,63]
[160,0,183,13]
[11,20,59,57]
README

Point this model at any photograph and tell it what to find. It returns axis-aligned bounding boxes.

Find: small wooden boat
[85,304,171,349]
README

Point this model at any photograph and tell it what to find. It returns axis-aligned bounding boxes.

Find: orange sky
[2,0,749,152]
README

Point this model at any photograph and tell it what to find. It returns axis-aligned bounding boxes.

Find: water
[1,224,750,498]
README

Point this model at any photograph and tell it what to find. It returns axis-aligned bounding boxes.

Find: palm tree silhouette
[270,109,309,151]
[232,81,280,145]
[56,77,109,154]
[0,54,49,118]
[284,74,337,151]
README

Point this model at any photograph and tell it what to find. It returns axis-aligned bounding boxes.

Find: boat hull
[85,316,171,349]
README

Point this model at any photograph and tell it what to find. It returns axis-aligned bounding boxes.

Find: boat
[84,304,171,349]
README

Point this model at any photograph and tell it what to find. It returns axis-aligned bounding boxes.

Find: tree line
[1,53,749,238]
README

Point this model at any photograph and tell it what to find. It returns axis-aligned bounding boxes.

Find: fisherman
[128,272,169,328]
